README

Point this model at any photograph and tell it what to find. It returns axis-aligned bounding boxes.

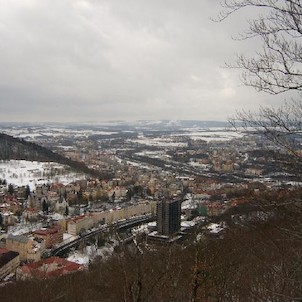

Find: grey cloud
[0,0,286,122]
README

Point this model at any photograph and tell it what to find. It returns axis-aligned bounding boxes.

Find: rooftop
[7,234,29,244]
[34,227,60,236]
[20,256,83,278]
[0,249,19,269]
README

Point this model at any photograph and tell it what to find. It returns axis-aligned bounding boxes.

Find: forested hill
[0,133,110,179]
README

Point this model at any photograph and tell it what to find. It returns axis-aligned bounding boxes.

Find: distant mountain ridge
[0,120,229,130]
[0,133,109,178]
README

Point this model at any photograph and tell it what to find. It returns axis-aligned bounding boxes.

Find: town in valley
[0,120,300,282]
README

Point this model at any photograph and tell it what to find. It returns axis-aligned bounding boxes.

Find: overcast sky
[0,0,286,123]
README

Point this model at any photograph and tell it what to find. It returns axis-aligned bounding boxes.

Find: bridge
[50,214,154,256]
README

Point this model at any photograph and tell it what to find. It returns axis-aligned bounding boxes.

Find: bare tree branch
[218,0,302,94]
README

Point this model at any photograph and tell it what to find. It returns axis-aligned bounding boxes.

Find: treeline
[0,133,112,179]
[248,149,302,173]
[89,132,138,140]
[1,189,302,301]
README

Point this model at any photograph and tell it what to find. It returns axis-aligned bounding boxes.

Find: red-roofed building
[22,208,39,221]
[2,195,21,213]
[67,215,94,236]
[33,226,63,249]
[17,257,83,280]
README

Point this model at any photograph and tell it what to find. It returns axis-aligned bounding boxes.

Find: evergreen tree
[65,205,69,216]
[8,183,14,195]
[126,188,134,201]
[77,189,83,203]
[111,191,116,202]
[42,199,49,214]
[24,185,30,199]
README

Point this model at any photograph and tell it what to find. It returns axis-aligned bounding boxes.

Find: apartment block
[0,248,20,280]
[33,226,63,249]
[157,199,181,236]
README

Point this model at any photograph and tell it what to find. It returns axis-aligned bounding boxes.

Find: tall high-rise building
[157,199,181,236]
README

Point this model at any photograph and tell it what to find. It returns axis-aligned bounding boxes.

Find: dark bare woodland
[2,186,302,302]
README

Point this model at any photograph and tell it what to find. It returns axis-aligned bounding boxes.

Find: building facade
[17,256,83,280]
[157,199,181,236]
[67,215,94,236]
[6,235,44,263]
[0,248,20,280]
[6,235,31,262]
[33,226,63,249]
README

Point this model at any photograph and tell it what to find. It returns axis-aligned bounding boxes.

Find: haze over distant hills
[0,120,229,130]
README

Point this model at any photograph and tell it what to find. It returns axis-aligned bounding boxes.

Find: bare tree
[219,0,302,95]
[217,4,302,299]
[230,100,302,158]
[218,1,302,175]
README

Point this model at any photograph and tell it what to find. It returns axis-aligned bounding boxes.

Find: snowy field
[128,129,246,145]
[2,127,117,140]
[174,130,245,142]
[135,150,169,159]
[0,160,87,190]
[128,137,188,147]
[115,156,152,170]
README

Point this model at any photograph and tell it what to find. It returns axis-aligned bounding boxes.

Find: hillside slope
[0,133,110,178]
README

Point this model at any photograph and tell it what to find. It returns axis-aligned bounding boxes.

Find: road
[50,214,154,256]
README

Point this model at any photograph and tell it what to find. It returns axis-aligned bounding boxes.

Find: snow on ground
[67,242,117,265]
[181,221,196,228]
[128,137,188,147]
[53,233,79,251]
[135,150,167,159]
[181,199,197,210]
[8,222,43,236]
[115,156,152,170]
[0,160,87,190]
[17,133,43,139]
[175,130,245,142]
[207,223,224,234]
[63,233,78,242]
[189,161,211,171]
[50,213,65,221]
[126,129,245,146]
[68,251,90,265]
[147,221,156,228]
[181,194,198,210]
[1,128,118,139]
[132,224,149,234]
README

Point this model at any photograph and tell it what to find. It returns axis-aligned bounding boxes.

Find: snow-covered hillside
[0,160,87,190]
